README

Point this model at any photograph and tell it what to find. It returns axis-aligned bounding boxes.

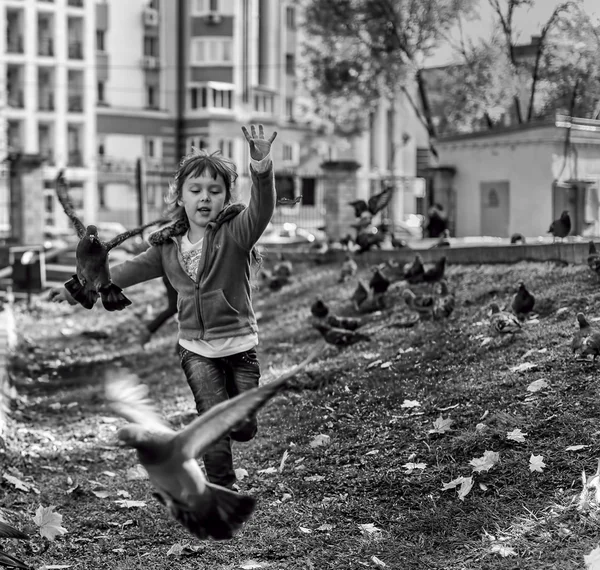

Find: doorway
[480,181,509,237]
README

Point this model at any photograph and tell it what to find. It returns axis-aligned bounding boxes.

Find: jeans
[179,346,261,488]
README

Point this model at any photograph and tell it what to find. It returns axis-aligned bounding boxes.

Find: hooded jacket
[110,165,276,341]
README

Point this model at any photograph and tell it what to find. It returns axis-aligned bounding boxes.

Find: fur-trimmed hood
[147,204,246,246]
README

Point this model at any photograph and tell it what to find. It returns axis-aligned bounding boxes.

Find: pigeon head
[436,280,449,295]
[489,303,500,314]
[517,281,526,290]
[577,312,589,328]
[561,211,570,220]
[85,225,99,240]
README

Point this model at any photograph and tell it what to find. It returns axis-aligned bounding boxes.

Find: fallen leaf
[304,475,325,482]
[114,500,147,509]
[403,462,427,474]
[279,450,289,473]
[316,524,334,531]
[584,545,600,569]
[510,362,538,373]
[457,477,473,501]
[529,454,546,473]
[3,474,30,492]
[235,467,249,481]
[380,361,392,369]
[167,543,185,557]
[491,544,517,557]
[372,556,387,567]
[566,445,589,451]
[527,379,549,392]
[358,523,382,535]
[117,490,130,498]
[469,451,500,473]
[92,490,111,499]
[299,526,312,534]
[365,450,379,456]
[309,434,331,448]
[429,415,453,434]
[34,505,68,541]
[400,400,421,409]
[239,561,267,570]
[102,471,117,478]
[125,465,148,480]
[367,360,383,369]
[507,428,527,443]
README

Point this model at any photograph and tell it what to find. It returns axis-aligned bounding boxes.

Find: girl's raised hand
[241,124,277,161]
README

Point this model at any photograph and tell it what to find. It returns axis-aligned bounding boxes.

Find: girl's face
[180,172,228,230]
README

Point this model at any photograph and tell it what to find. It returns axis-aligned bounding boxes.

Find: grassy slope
[2,260,600,569]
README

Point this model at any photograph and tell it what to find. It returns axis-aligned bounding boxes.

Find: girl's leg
[223,348,261,442]
[179,348,235,488]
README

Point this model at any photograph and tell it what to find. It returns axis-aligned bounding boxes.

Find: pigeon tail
[171,484,256,541]
[99,283,132,312]
[64,275,98,310]
[0,548,30,570]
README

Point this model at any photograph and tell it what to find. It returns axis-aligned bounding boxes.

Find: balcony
[68,0,83,6]
[7,35,24,54]
[68,42,83,59]
[68,95,83,112]
[7,91,24,109]
[68,150,83,167]
[39,93,55,111]
[38,38,54,57]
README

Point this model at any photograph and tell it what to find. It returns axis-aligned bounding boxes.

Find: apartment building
[2,0,97,236]
[96,0,326,229]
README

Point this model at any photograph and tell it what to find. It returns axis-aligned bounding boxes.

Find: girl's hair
[164,148,239,220]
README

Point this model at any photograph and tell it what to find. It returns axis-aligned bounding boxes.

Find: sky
[425,0,600,67]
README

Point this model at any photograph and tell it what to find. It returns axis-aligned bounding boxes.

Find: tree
[300,0,477,184]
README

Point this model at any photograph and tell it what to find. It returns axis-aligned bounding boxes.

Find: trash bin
[9,245,45,294]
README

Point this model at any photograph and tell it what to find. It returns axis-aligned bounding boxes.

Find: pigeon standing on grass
[310,298,329,319]
[0,520,29,570]
[572,312,593,356]
[488,303,523,338]
[432,280,455,320]
[548,210,571,243]
[106,346,324,541]
[402,289,435,319]
[53,171,167,311]
[587,242,600,276]
[511,281,535,321]
[339,253,358,283]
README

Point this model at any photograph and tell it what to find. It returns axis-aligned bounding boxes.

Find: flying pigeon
[0,520,29,570]
[277,195,302,206]
[55,171,167,311]
[548,210,571,243]
[348,184,394,218]
[106,345,324,541]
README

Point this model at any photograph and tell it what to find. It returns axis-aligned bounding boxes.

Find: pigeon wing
[0,520,29,540]
[105,373,173,433]
[175,343,326,460]
[55,170,86,239]
[104,218,170,251]
[348,200,368,218]
[367,184,394,215]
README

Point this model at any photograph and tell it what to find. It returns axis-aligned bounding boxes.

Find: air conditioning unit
[141,56,159,70]
[143,7,159,26]
[205,12,222,25]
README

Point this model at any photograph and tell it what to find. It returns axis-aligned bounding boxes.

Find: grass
[2,257,600,569]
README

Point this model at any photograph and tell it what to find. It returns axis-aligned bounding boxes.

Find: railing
[68,42,83,59]
[68,95,83,112]
[7,36,24,54]
[38,93,55,111]
[38,38,54,57]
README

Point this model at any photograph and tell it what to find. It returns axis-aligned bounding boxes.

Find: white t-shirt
[178,231,258,358]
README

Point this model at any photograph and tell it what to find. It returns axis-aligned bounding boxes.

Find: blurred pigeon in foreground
[106,345,324,541]
[0,520,29,570]
[54,171,167,311]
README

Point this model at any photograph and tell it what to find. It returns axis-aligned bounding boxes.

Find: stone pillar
[320,160,361,242]
[8,153,45,245]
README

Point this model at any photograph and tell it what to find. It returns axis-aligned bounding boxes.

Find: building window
[275,175,295,202]
[144,36,159,57]
[191,38,233,65]
[97,81,105,104]
[285,97,293,120]
[189,86,233,110]
[286,6,296,30]
[301,178,316,206]
[192,0,222,14]
[285,54,295,76]
[218,139,234,159]
[282,142,299,165]
[96,30,105,51]
[186,136,208,151]
[147,85,156,108]
[253,93,274,114]
[98,185,106,208]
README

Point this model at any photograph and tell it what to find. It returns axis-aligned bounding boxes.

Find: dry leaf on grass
[429,416,453,434]
[235,467,249,481]
[469,451,500,473]
[442,476,473,501]
[401,400,421,409]
[527,379,548,392]
[585,545,600,569]
[506,428,527,443]
[34,505,67,541]
[529,454,546,473]
[114,500,147,509]
[490,544,517,557]
[309,434,331,448]
[566,445,589,452]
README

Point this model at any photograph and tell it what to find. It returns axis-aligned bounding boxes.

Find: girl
[53,124,277,489]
